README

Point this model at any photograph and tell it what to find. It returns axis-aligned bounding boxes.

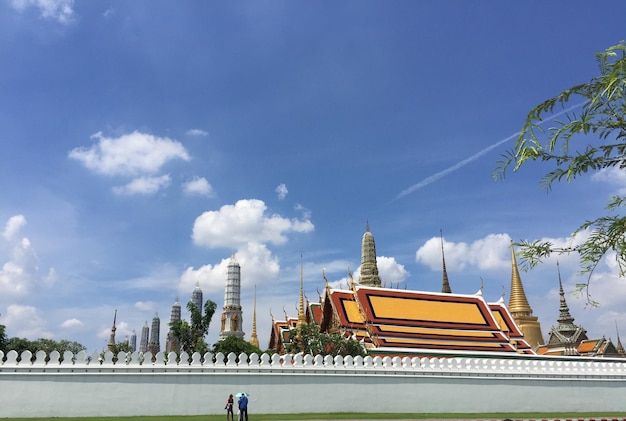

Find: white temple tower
[219,254,245,339]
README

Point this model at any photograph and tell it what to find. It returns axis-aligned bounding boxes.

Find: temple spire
[297,255,306,328]
[107,309,117,352]
[556,262,576,329]
[440,229,452,293]
[615,321,625,356]
[219,254,244,340]
[508,242,532,315]
[359,223,382,287]
[249,285,259,348]
[508,241,544,348]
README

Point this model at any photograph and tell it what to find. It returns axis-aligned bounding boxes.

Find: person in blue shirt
[238,394,248,421]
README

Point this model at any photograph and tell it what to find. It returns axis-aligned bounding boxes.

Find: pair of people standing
[225,393,248,421]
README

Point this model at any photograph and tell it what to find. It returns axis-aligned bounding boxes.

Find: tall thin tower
[106,309,117,352]
[191,281,203,314]
[440,229,452,293]
[139,321,149,353]
[219,254,244,339]
[129,329,137,353]
[297,255,306,329]
[249,285,259,348]
[358,222,382,287]
[148,312,161,355]
[508,242,544,348]
[165,297,181,353]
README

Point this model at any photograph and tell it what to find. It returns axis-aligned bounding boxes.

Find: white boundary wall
[1,349,626,418]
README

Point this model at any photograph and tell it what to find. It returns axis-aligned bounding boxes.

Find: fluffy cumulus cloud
[60,318,84,329]
[2,214,26,241]
[192,199,314,249]
[183,176,214,197]
[10,0,75,23]
[68,131,190,177]
[0,215,55,297]
[0,304,52,339]
[180,242,280,294]
[112,174,171,195]
[349,256,409,287]
[416,233,512,272]
[275,183,288,200]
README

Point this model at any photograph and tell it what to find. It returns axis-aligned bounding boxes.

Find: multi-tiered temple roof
[268,225,543,358]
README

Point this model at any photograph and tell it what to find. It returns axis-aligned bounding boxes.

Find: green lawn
[3,413,626,421]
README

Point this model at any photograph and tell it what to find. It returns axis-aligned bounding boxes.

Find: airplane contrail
[394,102,586,200]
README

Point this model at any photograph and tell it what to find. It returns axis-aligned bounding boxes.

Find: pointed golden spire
[508,241,544,348]
[348,264,356,290]
[440,229,452,293]
[508,242,532,315]
[297,254,306,328]
[249,285,259,348]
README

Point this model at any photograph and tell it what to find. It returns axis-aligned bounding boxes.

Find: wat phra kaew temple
[269,226,626,360]
[3,226,626,418]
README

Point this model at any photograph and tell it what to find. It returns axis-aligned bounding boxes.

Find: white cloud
[134,301,156,312]
[98,320,133,342]
[275,183,288,200]
[1,304,52,339]
[349,256,409,287]
[186,129,208,136]
[592,166,626,195]
[416,233,512,272]
[0,217,54,297]
[3,214,26,241]
[112,175,171,195]
[180,242,280,295]
[192,199,314,249]
[60,318,84,329]
[69,131,190,177]
[376,256,410,285]
[11,0,75,24]
[183,176,214,197]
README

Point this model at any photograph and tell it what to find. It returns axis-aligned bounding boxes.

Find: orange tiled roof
[324,285,535,355]
[578,339,601,353]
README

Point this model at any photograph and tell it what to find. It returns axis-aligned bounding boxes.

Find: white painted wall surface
[1,350,626,418]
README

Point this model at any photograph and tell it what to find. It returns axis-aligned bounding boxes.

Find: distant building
[191,281,203,314]
[269,225,538,357]
[106,310,117,353]
[165,298,181,353]
[147,313,161,356]
[219,254,244,340]
[139,321,149,353]
[536,264,625,358]
[129,330,137,353]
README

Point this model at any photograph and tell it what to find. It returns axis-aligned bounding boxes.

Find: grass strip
[3,413,626,421]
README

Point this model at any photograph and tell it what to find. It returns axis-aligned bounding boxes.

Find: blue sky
[2,1,626,353]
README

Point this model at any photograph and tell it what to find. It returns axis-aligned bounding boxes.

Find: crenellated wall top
[1,349,626,379]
